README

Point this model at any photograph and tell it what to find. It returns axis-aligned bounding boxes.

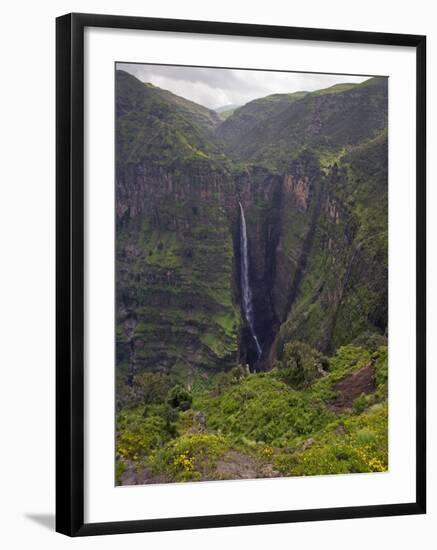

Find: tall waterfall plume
[238,202,262,359]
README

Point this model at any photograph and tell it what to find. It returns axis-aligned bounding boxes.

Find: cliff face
[276,133,388,356]
[115,72,240,379]
[116,162,240,378]
[116,70,388,376]
[233,167,283,364]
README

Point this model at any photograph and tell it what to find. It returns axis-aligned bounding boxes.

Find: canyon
[115,69,388,378]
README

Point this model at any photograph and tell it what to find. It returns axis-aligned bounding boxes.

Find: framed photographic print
[56,13,426,536]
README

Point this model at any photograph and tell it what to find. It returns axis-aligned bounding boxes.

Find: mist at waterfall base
[238,202,263,370]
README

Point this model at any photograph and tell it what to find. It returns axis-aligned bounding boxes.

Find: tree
[277,341,328,389]
[167,385,193,411]
[136,372,171,405]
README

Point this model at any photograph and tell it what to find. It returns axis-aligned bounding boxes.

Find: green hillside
[116,70,225,169]
[115,71,388,484]
[217,78,387,171]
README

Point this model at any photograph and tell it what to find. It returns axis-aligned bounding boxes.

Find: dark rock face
[276,132,388,355]
[233,167,282,367]
[232,157,324,368]
[115,70,388,375]
[116,163,240,377]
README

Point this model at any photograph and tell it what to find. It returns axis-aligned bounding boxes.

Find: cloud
[116,62,371,110]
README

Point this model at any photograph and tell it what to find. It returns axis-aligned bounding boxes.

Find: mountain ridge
[115,69,388,375]
[216,77,387,171]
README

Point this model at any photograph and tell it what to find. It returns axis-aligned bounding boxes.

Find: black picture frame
[56,12,426,537]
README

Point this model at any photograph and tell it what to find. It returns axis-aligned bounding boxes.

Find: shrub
[352,331,388,352]
[116,371,171,409]
[228,365,249,383]
[167,385,193,411]
[213,365,248,396]
[137,372,171,405]
[116,410,171,461]
[276,341,327,389]
[150,434,228,481]
[197,373,332,446]
[352,394,368,415]
[273,402,388,476]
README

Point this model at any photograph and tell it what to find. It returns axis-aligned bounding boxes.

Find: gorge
[115,67,389,484]
[115,69,388,378]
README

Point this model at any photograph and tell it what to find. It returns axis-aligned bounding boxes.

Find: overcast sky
[116,62,371,111]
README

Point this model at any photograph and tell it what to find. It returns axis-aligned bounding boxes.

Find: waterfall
[239,202,262,359]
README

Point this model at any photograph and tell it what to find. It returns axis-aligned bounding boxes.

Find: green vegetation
[116,343,388,483]
[217,77,387,170]
[115,70,388,484]
[116,70,226,169]
[276,341,330,389]
[167,384,193,411]
[150,433,228,482]
[274,402,387,476]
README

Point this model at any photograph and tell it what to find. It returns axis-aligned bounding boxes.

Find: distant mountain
[216,78,387,170]
[215,91,308,162]
[215,103,242,120]
[216,103,242,114]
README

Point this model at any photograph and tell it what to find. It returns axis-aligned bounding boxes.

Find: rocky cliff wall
[116,161,240,379]
[115,71,388,376]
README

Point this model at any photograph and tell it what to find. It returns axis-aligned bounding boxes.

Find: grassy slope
[216,78,387,171]
[116,343,387,482]
[216,90,309,169]
[116,70,226,169]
